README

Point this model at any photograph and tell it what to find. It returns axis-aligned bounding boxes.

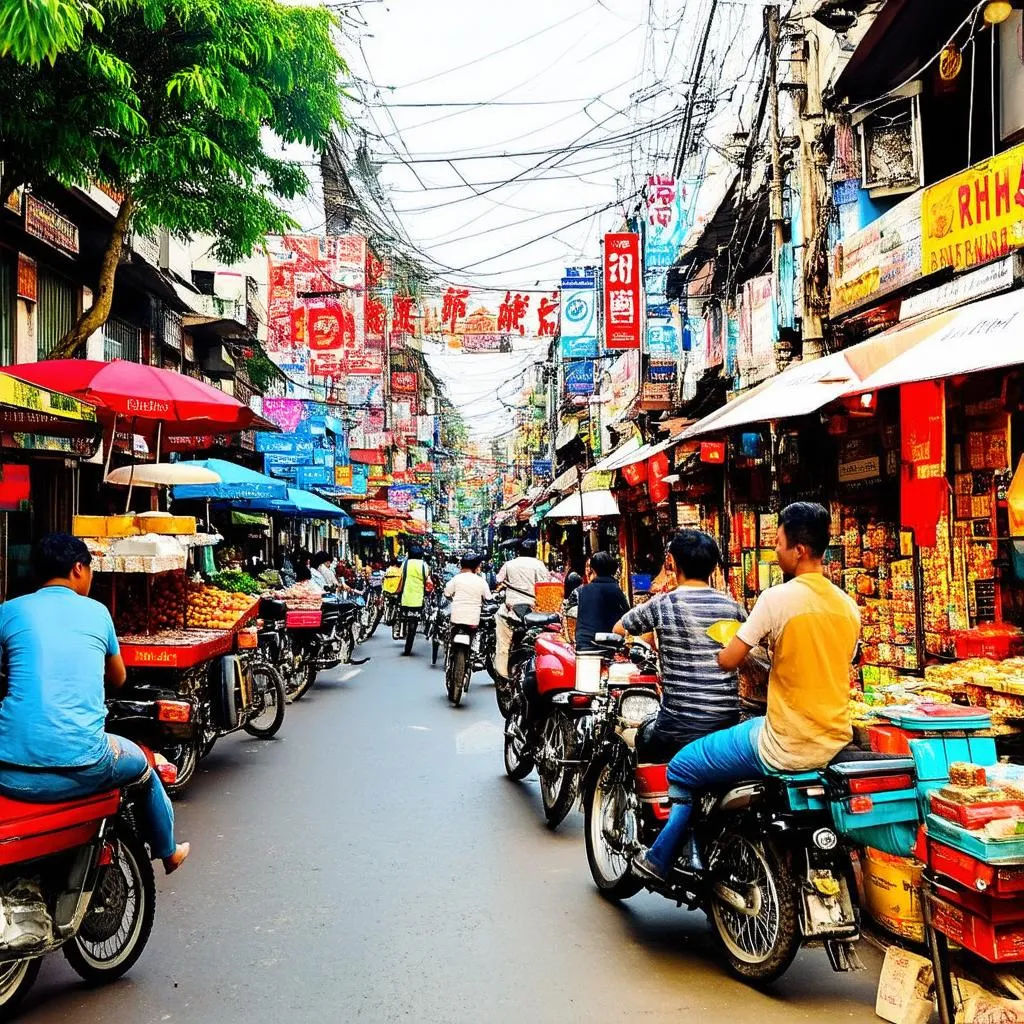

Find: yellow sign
[335,465,353,488]
[922,142,1024,275]
[0,373,97,422]
[938,44,962,82]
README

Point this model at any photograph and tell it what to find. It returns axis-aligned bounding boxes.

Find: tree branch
[48,193,134,360]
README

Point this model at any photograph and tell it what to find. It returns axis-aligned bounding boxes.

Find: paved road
[20,632,885,1023]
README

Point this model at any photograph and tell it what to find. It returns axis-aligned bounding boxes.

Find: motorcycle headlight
[619,692,660,726]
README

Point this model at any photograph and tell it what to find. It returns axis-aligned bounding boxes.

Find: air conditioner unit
[853,82,924,197]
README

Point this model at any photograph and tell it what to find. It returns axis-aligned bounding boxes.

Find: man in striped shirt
[614,530,745,765]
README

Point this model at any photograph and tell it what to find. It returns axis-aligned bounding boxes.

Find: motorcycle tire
[290,661,318,702]
[64,827,156,984]
[583,761,643,901]
[392,616,404,641]
[164,739,199,798]
[0,957,41,1019]
[539,712,578,829]
[339,623,355,665]
[447,646,468,707]
[495,663,518,719]
[403,618,418,656]
[503,699,534,781]
[708,834,801,985]
[431,639,440,665]
[485,655,501,685]
[243,663,286,738]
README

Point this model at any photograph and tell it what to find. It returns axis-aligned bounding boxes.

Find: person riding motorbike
[442,552,492,645]
[494,539,549,678]
[573,551,629,653]
[0,534,189,875]
[631,503,861,882]
[397,545,429,656]
[614,530,746,767]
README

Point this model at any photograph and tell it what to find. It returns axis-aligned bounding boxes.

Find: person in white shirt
[494,539,550,677]
[443,553,492,633]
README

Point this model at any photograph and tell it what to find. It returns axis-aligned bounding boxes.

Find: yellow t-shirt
[736,573,860,771]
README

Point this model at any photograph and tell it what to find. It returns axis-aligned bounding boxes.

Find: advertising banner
[388,484,419,512]
[738,275,777,384]
[604,233,642,349]
[559,270,598,359]
[921,141,1024,275]
[390,371,418,394]
[565,359,595,396]
[644,174,695,312]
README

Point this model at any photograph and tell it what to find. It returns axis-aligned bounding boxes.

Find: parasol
[170,459,288,502]
[104,464,222,488]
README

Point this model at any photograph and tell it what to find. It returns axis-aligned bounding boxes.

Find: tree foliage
[0,0,347,356]
[0,0,101,65]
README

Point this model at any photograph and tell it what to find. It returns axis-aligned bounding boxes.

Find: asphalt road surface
[19,631,885,1024]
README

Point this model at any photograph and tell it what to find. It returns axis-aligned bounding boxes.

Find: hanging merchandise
[900,380,947,548]
[648,451,671,504]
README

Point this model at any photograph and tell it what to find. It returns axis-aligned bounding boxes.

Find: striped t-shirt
[621,586,746,743]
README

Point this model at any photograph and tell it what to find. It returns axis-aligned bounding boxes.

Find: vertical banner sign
[559,269,598,359]
[603,233,642,349]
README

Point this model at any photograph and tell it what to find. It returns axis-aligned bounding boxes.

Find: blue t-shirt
[0,587,119,769]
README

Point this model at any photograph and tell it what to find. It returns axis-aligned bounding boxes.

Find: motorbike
[357,581,384,642]
[501,612,608,828]
[270,594,364,702]
[494,604,556,718]
[581,631,918,985]
[430,599,450,666]
[106,627,286,797]
[0,746,175,1016]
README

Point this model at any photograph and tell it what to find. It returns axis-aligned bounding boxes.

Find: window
[36,267,76,358]
[0,251,13,364]
[102,316,142,362]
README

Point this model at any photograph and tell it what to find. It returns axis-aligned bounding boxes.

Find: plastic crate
[928,813,1024,864]
[929,887,1024,963]
[879,703,992,731]
[927,836,1024,896]
[869,725,921,755]
[930,793,1024,830]
[286,609,322,629]
[953,626,1024,660]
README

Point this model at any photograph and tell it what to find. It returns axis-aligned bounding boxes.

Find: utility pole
[765,2,787,328]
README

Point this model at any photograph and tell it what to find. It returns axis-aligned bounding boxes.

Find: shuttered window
[36,268,75,358]
[0,252,13,365]
[102,316,142,362]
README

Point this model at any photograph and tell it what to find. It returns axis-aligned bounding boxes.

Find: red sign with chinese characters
[390,371,418,395]
[603,233,641,349]
[16,254,37,302]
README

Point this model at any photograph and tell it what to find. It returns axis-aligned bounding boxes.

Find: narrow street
[21,633,882,1024]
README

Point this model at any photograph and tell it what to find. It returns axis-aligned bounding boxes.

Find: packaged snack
[984,818,1024,840]
[949,762,989,788]
[937,785,1006,805]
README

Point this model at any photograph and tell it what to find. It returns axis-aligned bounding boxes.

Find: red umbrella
[6,360,259,435]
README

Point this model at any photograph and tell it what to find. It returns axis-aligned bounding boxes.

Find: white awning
[545,489,619,520]
[589,436,643,473]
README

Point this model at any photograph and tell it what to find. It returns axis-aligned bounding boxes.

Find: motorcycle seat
[0,789,121,865]
[524,612,560,628]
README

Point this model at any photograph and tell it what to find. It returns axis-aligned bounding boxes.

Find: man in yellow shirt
[633,502,860,882]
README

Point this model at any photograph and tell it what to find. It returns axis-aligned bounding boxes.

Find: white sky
[337,0,766,437]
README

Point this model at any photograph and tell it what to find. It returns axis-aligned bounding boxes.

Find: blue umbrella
[232,487,354,525]
[171,459,289,502]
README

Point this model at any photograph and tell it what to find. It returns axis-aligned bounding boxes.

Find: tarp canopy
[545,489,619,520]
[230,487,353,523]
[171,459,288,501]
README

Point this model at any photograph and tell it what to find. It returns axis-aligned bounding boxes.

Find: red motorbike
[503,619,657,828]
[0,750,174,1017]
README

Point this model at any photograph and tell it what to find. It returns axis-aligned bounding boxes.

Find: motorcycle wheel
[431,639,441,665]
[485,655,501,685]
[583,761,643,901]
[243,663,286,738]
[708,834,800,985]
[164,739,199,798]
[392,616,404,641]
[403,617,418,656]
[290,660,318,702]
[339,623,355,665]
[495,663,518,719]
[503,696,534,781]
[64,827,156,984]
[0,958,41,1018]
[446,646,468,707]
[539,712,578,829]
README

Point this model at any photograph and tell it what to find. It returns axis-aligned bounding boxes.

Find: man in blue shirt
[0,534,188,874]
[573,551,630,652]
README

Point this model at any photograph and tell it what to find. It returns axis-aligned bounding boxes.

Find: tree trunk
[47,195,134,361]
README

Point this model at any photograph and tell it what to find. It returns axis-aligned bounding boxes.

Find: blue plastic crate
[879,705,992,731]
[927,813,1024,866]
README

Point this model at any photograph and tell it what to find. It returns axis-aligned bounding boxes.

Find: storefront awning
[589,436,643,473]
[545,489,619,520]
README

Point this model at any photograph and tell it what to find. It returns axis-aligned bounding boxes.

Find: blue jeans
[0,735,176,860]
[646,717,768,876]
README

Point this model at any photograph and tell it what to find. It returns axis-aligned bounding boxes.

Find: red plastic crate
[953,627,1024,660]
[286,609,322,629]
[927,836,1024,897]
[934,880,1024,924]
[930,793,1024,830]
[868,725,921,756]
[930,888,1024,962]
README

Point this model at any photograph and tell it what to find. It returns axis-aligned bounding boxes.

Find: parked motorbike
[357,582,384,642]
[430,599,450,666]
[0,747,175,1016]
[494,604,555,718]
[274,594,363,702]
[502,612,606,828]
[581,631,913,985]
[106,627,286,797]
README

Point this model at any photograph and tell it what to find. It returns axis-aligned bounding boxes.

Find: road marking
[408,725,430,731]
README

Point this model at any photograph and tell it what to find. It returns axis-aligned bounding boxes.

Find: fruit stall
[74,513,258,670]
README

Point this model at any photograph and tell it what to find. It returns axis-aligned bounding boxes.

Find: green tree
[0,0,346,358]
[0,0,101,65]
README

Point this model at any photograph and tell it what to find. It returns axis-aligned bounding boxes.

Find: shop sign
[532,458,551,477]
[641,381,673,403]
[831,191,923,317]
[922,141,1024,275]
[390,371,418,394]
[737,275,777,382]
[604,233,642,349]
[0,464,31,511]
[4,187,23,215]
[296,464,332,489]
[565,358,595,396]
[559,270,598,359]
[24,195,79,255]
[16,253,36,302]
[0,373,96,422]
[582,470,614,493]
[838,456,881,482]
[900,255,1018,320]
[461,333,506,353]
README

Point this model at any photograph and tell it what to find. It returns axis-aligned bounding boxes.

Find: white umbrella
[104,464,222,488]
